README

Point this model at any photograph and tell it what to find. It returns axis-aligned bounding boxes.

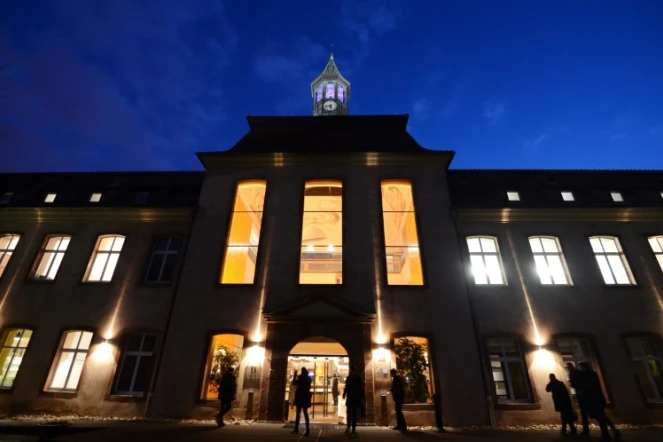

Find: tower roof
[310,52,351,97]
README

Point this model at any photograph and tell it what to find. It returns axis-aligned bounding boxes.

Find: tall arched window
[32,235,71,280]
[589,236,634,285]
[0,328,33,388]
[466,236,506,285]
[0,234,20,279]
[83,235,125,282]
[220,181,267,284]
[528,236,571,285]
[380,180,423,285]
[647,236,663,274]
[299,180,343,284]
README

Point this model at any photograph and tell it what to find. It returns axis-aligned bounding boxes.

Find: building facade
[1,55,663,427]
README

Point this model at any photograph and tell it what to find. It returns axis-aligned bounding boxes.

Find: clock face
[323,100,337,111]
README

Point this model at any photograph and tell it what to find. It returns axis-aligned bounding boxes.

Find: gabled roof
[223,114,429,154]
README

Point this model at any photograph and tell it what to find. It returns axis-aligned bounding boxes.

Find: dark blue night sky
[1,0,662,172]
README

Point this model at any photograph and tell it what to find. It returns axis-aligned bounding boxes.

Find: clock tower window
[325,84,335,99]
[315,88,323,102]
[337,87,345,103]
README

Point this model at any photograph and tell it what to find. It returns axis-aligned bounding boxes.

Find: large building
[1,54,663,427]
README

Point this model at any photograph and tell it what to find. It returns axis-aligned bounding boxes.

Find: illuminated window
[555,338,602,398]
[47,330,93,391]
[487,338,531,402]
[610,191,623,202]
[83,235,125,282]
[0,329,33,389]
[44,193,57,203]
[466,237,506,285]
[325,84,335,99]
[625,336,663,402]
[114,334,156,395]
[506,191,520,201]
[528,236,571,285]
[316,88,323,102]
[90,193,102,203]
[381,180,423,285]
[32,235,71,280]
[145,238,182,283]
[299,181,342,284]
[561,191,574,201]
[393,337,433,403]
[220,181,266,284]
[0,193,13,204]
[0,234,20,279]
[337,87,345,103]
[647,236,663,274]
[203,334,244,399]
[589,236,634,285]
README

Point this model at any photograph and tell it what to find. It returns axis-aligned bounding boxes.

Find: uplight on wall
[246,345,265,365]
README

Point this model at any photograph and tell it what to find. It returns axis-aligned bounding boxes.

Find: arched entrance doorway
[286,337,348,424]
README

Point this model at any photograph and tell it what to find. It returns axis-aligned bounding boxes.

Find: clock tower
[311,51,351,116]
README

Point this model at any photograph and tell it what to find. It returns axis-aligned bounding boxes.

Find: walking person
[343,364,363,434]
[292,367,312,436]
[546,373,577,436]
[216,367,236,427]
[331,374,339,406]
[580,363,621,441]
[567,363,589,436]
[389,369,407,432]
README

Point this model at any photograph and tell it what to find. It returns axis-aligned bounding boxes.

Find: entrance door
[286,355,349,423]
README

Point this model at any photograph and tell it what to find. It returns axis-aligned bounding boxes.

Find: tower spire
[310,48,351,116]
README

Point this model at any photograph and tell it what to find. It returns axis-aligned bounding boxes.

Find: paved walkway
[0,422,662,442]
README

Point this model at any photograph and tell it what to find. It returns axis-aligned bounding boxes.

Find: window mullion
[157,250,167,282]
[129,354,141,393]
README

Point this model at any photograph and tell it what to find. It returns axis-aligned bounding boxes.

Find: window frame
[588,235,636,285]
[379,179,426,287]
[219,180,269,285]
[528,236,572,285]
[552,334,610,402]
[0,233,21,280]
[82,234,126,283]
[44,329,95,393]
[143,237,183,284]
[112,333,157,396]
[0,327,34,390]
[466,236,508,286]
[623,333,663,404]
[647,235,663,275]
[485,336,533,405]
[30,234,72,281]
[0,192,13,204]
[297,179,345,286]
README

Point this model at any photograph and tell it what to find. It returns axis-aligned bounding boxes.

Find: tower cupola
[311,51,351,116]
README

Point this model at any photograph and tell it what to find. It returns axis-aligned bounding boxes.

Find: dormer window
[506,191,520,202]
[325,84,335,99]
[90,193,103,203]
[338,87,345,103]
[44,193,57,203]
[315,88,322,102]
[0,193,13,204]
[610,191,623,202]
[561,191,575,202]
[135,191,150,204]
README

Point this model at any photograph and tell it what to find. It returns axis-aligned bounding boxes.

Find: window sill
[495,402,541,411]
[41,390,77,399]
[402,403,434,411]
[601,285,640,289]
[135,282,174,288]
[0,387,15,394]
[196,399,220,407]
[105,394,147,403]
[24,278,57,284]
[79,281,114,285]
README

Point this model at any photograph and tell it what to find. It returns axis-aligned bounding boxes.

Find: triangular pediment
[263,293,375,324]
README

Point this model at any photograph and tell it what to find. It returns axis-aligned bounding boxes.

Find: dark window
[0,193,13,204]
[114,334,156,395]
[625,336,663,402]
[555,337,604,399]
[135,191,150,204]
[487,337,531,402]
[145,238,182,283]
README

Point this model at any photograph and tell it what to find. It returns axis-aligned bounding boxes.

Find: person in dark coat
[292,367,312,436]
[216,367,236,427]
[546,373,577,436]
[389,368,407,432]
[343,364,363,434]
[566,363,589,436]
[331,374,339,406]
[580,363,621,441]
